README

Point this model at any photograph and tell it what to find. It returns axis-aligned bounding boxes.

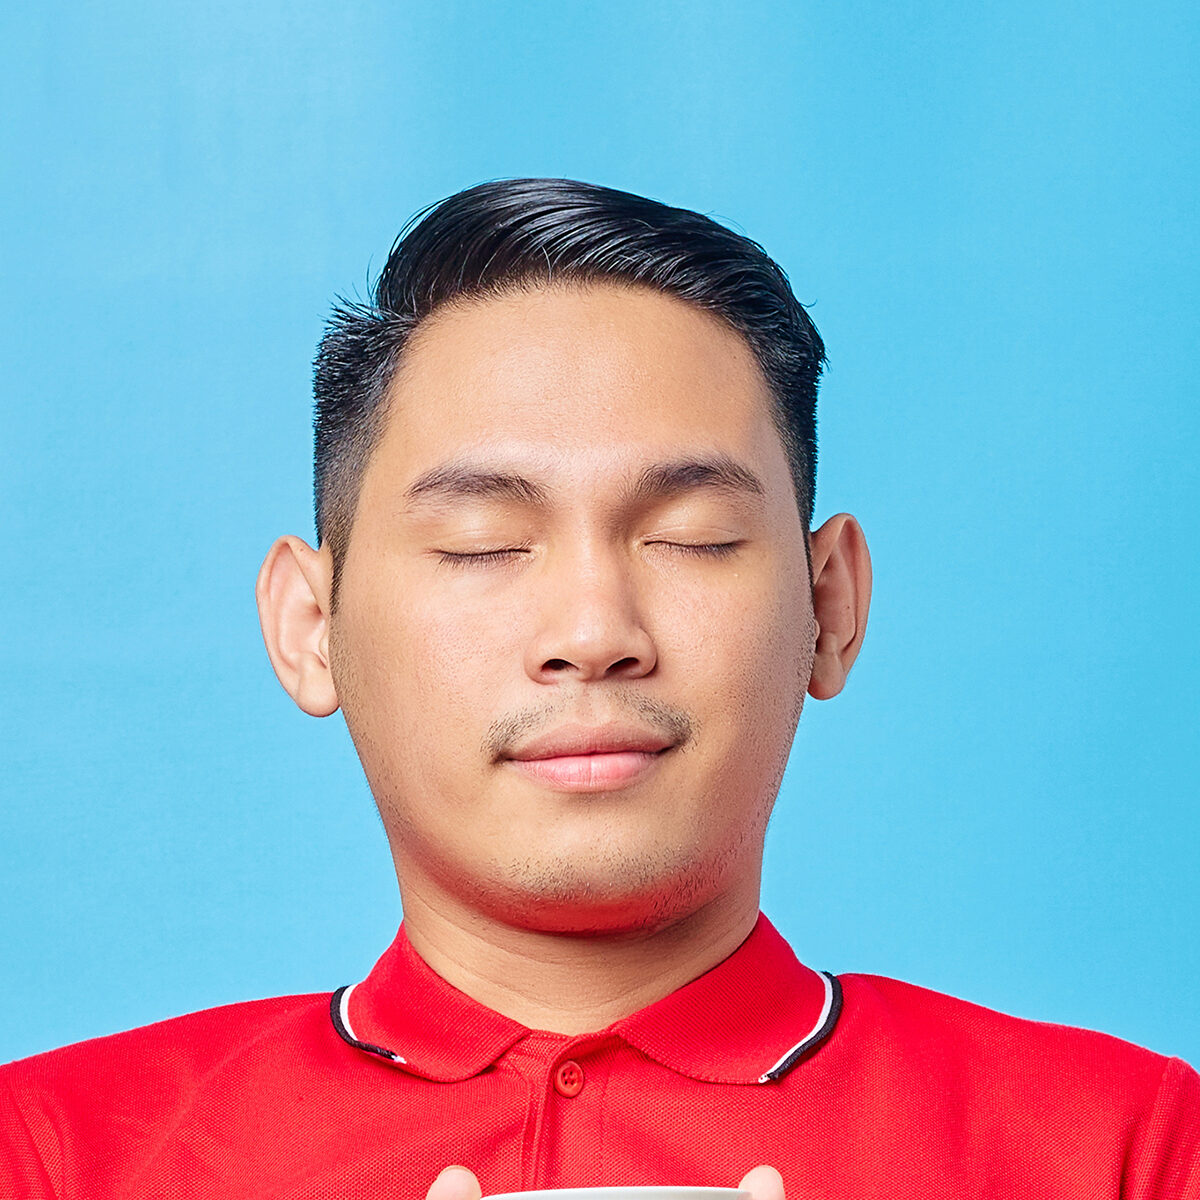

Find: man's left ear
[806,514,872,701]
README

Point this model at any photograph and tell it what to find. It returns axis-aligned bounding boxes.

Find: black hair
[313,178,825,599]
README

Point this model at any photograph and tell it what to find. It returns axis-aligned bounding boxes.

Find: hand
[738,1165,785,1200]
[423,1163,784,1200]
[426,1165,482,1200]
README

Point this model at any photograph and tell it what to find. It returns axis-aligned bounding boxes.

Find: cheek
[683,572,812,750]
[685,561,809,669]
[346,583,525,751]
[411,588,525,687]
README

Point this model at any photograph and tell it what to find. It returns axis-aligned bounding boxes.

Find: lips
[503,724,676,792]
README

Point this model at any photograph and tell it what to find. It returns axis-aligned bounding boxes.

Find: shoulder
[838,970,1178,1088]
[1,992,337,1133]
[830,972,1200,1195]
[4,991,330,1080]
[0,993,345,1197]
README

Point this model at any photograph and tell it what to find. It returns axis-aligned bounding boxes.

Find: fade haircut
[313,177,825,601]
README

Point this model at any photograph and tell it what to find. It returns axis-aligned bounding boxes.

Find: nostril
[608,657,641,674]
[544,658,573,672]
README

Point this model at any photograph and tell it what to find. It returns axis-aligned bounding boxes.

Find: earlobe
[806,514,872,701]
[255,536,340,717]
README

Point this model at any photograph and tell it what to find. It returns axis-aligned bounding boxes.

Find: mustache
[484,692,696,761]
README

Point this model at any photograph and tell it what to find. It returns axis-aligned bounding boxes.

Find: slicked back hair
[313,178,826,602]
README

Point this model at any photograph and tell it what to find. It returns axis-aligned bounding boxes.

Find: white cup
[489,1189,751,1200]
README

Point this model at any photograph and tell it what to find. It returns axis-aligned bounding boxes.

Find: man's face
[329,283,816,935]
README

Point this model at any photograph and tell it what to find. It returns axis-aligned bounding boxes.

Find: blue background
[3,1,1197,1066]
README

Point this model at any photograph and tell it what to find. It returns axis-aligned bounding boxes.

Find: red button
[554,1059,584,1097]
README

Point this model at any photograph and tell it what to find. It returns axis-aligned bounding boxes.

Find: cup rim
[488,1189,752,1200]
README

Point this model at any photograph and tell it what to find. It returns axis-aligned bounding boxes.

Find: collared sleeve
[0,1074,59,1199]
[1124,1057,1200,1199]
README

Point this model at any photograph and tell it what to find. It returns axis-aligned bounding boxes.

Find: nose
[523,548,658,684]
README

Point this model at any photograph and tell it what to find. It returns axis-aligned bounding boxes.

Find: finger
[738,1164,785,1200]
[426,1165,483,1200]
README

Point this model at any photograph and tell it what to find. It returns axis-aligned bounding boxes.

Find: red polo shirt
[2,914,1198,1198]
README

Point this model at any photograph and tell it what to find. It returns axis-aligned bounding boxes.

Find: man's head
[257,179,870,939]
[312,178,825,603]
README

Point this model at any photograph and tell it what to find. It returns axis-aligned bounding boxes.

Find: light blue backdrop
[3,1,1197,1066]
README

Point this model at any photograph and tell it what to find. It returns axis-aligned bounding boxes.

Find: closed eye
[436,548,530,567]
[437,542,742,567]
[650,541,742,558]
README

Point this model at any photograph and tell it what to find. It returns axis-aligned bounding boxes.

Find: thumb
[426,1165,483,1200]
[738,1164,784,1200]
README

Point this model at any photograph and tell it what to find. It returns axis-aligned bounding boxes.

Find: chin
[477,849,727,936]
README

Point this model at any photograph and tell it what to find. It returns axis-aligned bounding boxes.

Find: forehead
[367,283,792,499]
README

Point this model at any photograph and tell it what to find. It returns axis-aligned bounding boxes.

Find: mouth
[505,748,669,791]
[502,724,677,792]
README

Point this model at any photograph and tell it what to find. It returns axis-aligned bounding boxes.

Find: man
[2,179,1196,1199]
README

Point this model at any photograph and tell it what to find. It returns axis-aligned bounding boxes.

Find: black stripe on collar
[330,985,404,1064]
[759,971,843,1082]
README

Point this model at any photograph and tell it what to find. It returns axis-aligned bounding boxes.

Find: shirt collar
[333,912,840,1085]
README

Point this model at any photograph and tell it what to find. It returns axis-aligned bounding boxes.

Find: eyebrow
[405,463,550,506]
[625,454,766,505]
[403,453,765,509]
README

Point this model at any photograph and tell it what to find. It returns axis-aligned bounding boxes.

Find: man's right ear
[255,536,340,717]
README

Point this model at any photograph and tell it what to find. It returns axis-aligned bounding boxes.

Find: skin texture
[256,282,871,1200]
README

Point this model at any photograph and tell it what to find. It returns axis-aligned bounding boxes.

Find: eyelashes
[436,548,530,567]
[660,541,741,559]
[435,542,742,569]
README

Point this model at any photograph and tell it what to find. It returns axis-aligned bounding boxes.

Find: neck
[396,878,762,1035]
